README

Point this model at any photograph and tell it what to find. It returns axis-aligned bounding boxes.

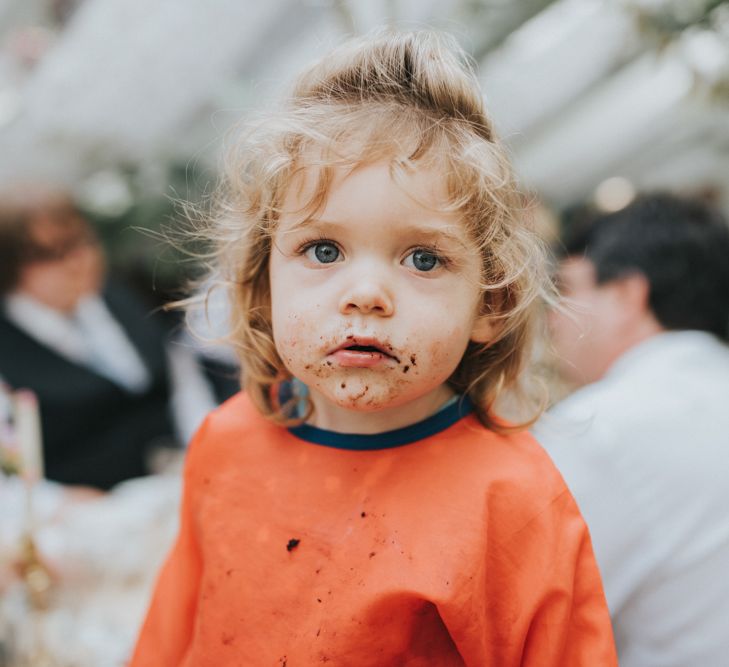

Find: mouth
[328,337,400,368]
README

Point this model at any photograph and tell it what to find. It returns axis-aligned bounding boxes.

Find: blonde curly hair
[198,29,553,432]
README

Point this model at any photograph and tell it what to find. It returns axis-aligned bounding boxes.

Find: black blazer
[0,283,176,490]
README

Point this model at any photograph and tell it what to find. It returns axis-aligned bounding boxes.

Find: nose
[338,272,394,317]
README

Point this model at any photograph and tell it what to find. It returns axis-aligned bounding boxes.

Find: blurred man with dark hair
[537,193,729,667]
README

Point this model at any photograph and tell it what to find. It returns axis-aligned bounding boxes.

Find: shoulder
[459,416,567,490]
[184,392,283,473]
[546,333,729,437]
[535,375,637,460]
[197,391,261,433]
[446,416,576,537]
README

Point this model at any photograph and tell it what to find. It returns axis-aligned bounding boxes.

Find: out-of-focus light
[594,176,635,212]
[681,29,729,82]
[76,170,134,218]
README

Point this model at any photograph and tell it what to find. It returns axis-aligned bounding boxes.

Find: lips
[328,336,400,368]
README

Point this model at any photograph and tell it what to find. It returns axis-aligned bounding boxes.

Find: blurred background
[1,0,728,301]
[0,0,728,665]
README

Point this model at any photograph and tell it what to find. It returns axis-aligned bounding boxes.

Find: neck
[606,314,665,376]
[624,313,664,351]
[306,384,455,434]
[14,288,79,316]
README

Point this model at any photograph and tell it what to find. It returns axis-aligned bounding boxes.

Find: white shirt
[534,331,729,667]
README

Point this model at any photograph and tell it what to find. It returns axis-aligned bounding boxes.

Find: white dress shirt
[535,331,729,667]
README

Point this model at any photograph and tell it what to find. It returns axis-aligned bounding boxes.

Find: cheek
[270,262,298,358]
[271,302,331,377]
[24,265,64,293]
[550,294,617,383]
[550,308,589,350]
[405,320,472,379]
[271,310,306,371]
[270,256,315,340]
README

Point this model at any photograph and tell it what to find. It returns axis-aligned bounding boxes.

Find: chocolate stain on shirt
[286,538,300,552]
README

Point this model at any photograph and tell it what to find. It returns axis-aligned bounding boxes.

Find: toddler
[131,30,616,666]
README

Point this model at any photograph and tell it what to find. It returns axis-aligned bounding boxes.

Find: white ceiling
[0,0,727,212]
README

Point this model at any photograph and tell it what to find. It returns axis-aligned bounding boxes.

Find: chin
[338,382,427,412]
[330,389,385,411]
[341,398,394,412]
[310,378,385,410]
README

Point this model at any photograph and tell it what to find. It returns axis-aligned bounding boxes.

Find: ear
[612,272,651,318]
[470,313,500,345]
[608,272,664,341]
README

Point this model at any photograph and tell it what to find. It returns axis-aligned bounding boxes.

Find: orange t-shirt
[131,393,616,666]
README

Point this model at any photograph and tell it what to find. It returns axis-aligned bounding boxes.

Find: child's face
[269,160,495,432]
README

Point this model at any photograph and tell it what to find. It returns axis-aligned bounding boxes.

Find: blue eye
[406,249,440,272]
[305,242,340,264]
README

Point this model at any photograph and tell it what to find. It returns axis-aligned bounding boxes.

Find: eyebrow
[280,217,471,250]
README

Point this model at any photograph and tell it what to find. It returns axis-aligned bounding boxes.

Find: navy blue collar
[288,396,473,450]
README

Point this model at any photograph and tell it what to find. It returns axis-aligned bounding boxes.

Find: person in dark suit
[0,186,179,490]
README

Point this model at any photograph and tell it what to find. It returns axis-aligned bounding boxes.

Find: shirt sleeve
[481,489,618,666]
[128,419,209,667]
